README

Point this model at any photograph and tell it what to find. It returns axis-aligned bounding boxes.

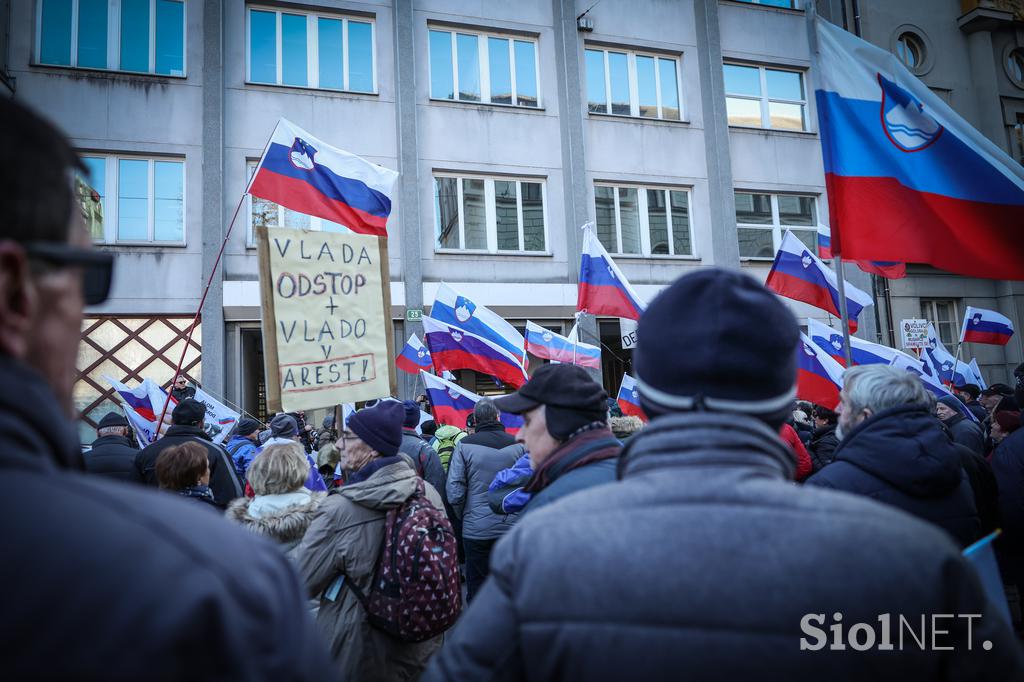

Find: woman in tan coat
[295,401,448,681]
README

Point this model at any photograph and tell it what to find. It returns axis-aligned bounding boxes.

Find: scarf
[179,485,215,503]
[346,455,404,485]
[523,422,620,493]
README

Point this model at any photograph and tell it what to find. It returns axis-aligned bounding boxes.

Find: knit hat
[494,364,608,440]
[171,399,205,426]
[995,410,1022,434]
[402,400,421,428]
[347,401,405,457]
[937,395,961,413]
[98,411,129,429]
[270,413,299,438]
[234,417,261,437]
[634,268,798,426]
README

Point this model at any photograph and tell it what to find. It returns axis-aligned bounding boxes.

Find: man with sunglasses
[0,98,333,678]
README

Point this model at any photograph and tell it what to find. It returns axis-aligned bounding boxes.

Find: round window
[896,32,925,70]
[1007,48,1024,87]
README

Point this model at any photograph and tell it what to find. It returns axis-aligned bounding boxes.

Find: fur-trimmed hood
[226,492,326,546]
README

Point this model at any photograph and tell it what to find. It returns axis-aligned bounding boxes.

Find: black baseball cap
[981,383,1013,397]
[494,364,607,415]
[171,398,205,426]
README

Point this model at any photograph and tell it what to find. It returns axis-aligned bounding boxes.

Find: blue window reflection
[118,160,149,241]
[249,10,276,83]
[154,161,184,242]
[488,37,511,104]
[40,0,72,66]
[658,58,680,120]
[429,30,453,99]
[318,18,343,89]
[347,21,373,92]
[281,14,307,86]
[514,40,537,107]
[77,0,107,69]
[608,52,629,115]
[155,0,184,76]
[81,157,106,200]
[585,49,606,113]
[120,0,150,72]
[456,34,480,101]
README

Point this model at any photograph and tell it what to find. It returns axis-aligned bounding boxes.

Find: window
[428,28,539,107]
[921,299,959,347]
[731,0,799,6]
[594,184,693,256]
[735,192,817,258]
[1006,48,1024,88]
[434,175,547,253]
[586,47,681,120]
[724,63,806,130]
[895,32,925,70]
[247,7,375,92]
[36,0,185,75]
[247,162,348,245]
[79,154,185,244]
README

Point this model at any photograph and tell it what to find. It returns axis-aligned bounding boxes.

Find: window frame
[592,182,696,258]
[920,299,960,348]
[35,0,187,76]
[723,62,808,131]
[585,45,683,121]
[432,173,550,255]
[79,152,187,246]
[726,0,802,9]
[245,5,377,94]
[246,161,355,247]
[735,191,819,260]
[426,26,541,108]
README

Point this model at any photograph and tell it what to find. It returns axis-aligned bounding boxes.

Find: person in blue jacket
[225,417,262,480]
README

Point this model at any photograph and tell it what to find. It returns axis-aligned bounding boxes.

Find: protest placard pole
[154,192,248,441]
[255,226,282,413]
[379,237,398,397]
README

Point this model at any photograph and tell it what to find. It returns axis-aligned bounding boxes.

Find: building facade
[5,0,1022,441]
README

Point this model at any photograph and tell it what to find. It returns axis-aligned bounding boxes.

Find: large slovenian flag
[422,317,528,388]
[430,283,526,363]
[420,371,523,433]
[616,374,646,421]
[923,324,983,387]
[105,377,173,443]
[578,225,646,321]
[818,226,905,279]
[889,354,979,423]
[766,231,873,332]
[525,321,601,369]
[395,333,433,375]
[814,15,1024,280]
[807,317,914,367]
[247,118,399,237]
[960,306,1015,346]
[796,333,845,409]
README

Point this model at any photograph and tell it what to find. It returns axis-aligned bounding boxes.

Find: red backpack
[349,479,462,642]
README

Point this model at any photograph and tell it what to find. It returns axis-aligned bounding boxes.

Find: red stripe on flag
[431,348,526,388]
[250,169,389,236]
[617,399,647,422]
[962,330,1012,346]
[797,368,841,410]
[766,270,859,333]
[578,282,642,320]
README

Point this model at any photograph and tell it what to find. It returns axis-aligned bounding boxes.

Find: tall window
[921,299,959,347]
[724,63,806,130]
[80,154,185,244]
[434,175,547,253]
[247,7,375,92]
[586,47,681,120]
[428,28,539,107]
[247,163,349,245]
[730,0,800,7]
[735,192,817,258]
[37,0,185,75]
[594,184,693,256]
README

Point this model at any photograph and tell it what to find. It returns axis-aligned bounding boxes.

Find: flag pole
[153,191,248,441]
[951,341,964,389]
[834,258,855,366]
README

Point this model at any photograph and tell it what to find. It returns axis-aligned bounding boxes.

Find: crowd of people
[4,95,1024,679]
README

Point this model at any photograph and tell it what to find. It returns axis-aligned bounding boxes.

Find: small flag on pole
[616,374,646,421]
[577,225,646,321]
[420,371,523,433]
[525,321,601,369]
[395,333,433,375]
[960,306,1015,346]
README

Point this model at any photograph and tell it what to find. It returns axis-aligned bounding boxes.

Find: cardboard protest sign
[257,227,396,412]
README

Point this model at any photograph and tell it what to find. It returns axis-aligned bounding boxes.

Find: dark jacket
[992,428,1024,586]
[965,400,988,424]
[943,412,985,456]
[84,434,141,483]
[399,429,447,503]
[446,422,524,540]
[423,412,1022,681]
[955,443,1000,536]
[135,425,243,508]
[808,424,839,473]
[0,357,335,680]
[170,385,196,402]
[522,425,621,514]
[807,406,981,547]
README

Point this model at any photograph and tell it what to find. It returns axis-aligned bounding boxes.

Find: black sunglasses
[24,241,113,305]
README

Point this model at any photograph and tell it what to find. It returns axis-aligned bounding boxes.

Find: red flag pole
[153,192,248,441]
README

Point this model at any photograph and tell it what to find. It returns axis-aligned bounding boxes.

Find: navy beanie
[634,268,798,425]
[348,401,405,457]
[402,400,421,428]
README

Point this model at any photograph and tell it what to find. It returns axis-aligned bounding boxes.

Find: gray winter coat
[446,423,524,540]
[295,459,445,681]
[423,412,1022,681]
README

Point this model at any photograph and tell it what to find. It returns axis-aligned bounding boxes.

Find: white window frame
[80,153,186,245]
[586,46,683,121]
[729,0,802,8]
[920,299,961,348]
[246,161,353,247]
[724,62,807,131]
[593,183,695,258]
[433,174,550,255]
[245,6,377,93]
[426,27,541,108]
[735,191,818,260]
[35,0,186,76]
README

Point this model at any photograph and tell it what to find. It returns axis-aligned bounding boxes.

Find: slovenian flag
[247,118,399,237]
[766,231,872,333]
[796,332,845,410]
[889,354,979,423]
[807,317,916,368]
[616,374,646,421]
[814,15,1024,280]
[525,321,601,369]
[923,324,983,387]
[960,306,1015,346]
[395,333,433,375]
[818,226,905,279]
[422,317,528,388]
[969,359,987,390]
[430,283,526,363]
[577,225,646,321]
[105,376,174,443]
[420,371,523,433]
